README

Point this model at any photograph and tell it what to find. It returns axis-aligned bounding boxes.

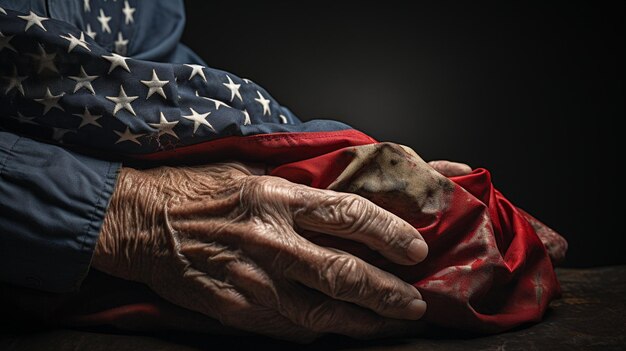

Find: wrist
[91,163,256,283]
[92,167,159,282]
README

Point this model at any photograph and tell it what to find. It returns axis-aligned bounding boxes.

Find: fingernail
[407,299,427,320]
[408,239,428,262]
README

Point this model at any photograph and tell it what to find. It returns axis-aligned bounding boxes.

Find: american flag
[0,1,364,161]
[0,1,564,335]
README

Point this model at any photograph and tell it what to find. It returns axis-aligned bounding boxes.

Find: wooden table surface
[1,266,625,351]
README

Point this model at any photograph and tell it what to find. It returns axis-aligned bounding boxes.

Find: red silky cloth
[271,142,562,332]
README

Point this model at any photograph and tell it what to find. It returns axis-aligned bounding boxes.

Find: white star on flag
[106,85,138,116]
[195,90,230,110]
[141,69,169,99]
[123,1,136,24]
[97,9,112,33]
[28,44,58,73]
[102,53,131,73]
[114,32,128,55]
[60,32,90,52]
[149,112,179,139]
[35,87,65,114]
[185,64,207,82]
[182,108,214,134]
[223,75,242,102]
[85,23,96,39]
[242,109,251,125]
[73,107,102,128]
[52,128,74,142]
[12,112,38,125]
[3,66,26,95]
[18,11,48,32]
[0,31,16,52]
[69,65,98,94]
[114,126,145,145]
[254,90,271,116]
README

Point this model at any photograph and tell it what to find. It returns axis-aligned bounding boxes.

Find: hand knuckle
[379,217,403,244]
[239,176,296,219]
[336,194,372,233]
[375,289,406,311]
[242,176,276,197]
[323,254,362,298]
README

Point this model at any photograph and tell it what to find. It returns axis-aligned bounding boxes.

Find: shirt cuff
[0,132,121,292]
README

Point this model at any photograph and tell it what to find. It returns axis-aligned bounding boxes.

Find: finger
[283,241,426,321]
[180,238,298,312]
[223,260,323,342]
[208,289,321,343]
[174,262,321,343]
[290,187,428,265]
[428,160,472,177]
[279,281,426,339]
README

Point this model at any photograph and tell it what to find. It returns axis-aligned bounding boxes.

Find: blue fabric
[0,131,119,292]
[0,0,207,64]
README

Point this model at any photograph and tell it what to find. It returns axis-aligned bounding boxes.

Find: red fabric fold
[270,145,560,332]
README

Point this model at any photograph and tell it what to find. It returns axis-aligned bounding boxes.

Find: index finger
[282,240,426,321]
[288,186,428,265]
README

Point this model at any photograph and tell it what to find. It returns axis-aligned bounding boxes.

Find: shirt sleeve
[0,130,120,293]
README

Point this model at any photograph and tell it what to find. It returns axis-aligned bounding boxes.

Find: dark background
[182,1,624,268]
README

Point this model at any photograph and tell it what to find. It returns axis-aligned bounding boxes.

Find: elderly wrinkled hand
[92,162,428,341]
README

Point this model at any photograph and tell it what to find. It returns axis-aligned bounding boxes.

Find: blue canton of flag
[0,0,310,156]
